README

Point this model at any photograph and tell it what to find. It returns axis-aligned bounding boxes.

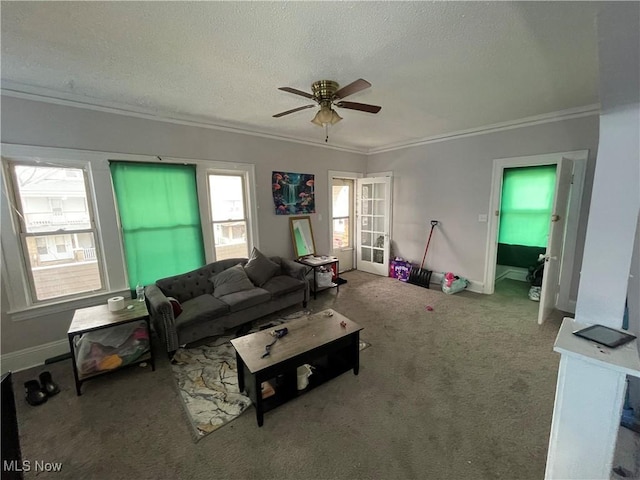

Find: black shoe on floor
[25,380,48,406]
[39,371,60,397]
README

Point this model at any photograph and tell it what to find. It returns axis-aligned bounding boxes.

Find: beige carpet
[171,310,371,440]
[10,271,603,479]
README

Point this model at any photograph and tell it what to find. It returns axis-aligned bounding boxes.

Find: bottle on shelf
[135,283,145,302]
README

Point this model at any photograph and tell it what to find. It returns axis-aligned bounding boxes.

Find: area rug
[171,310,370,441]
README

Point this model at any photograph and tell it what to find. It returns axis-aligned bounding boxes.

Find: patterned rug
[171,311,370,441]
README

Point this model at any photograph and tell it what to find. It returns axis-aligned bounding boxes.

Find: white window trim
[203,168,258,262]
[1,144,259,320]
[328,170,362,252]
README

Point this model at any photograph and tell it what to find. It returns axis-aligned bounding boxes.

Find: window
[208,174,249,260]
[110,161,205,288]
[498,164,557,247]
[8,164,103,302]
[332,183,352,250]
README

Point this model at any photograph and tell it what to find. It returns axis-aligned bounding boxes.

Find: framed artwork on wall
[272,171,315,215]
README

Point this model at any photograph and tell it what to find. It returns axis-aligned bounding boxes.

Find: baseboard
[496,267,529,283]
[557,298,577,314]
[1,339,69,374]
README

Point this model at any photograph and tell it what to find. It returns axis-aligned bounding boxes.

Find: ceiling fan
[273,79,381,140]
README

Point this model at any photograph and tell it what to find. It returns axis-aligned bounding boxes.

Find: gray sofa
[145,256,308,355]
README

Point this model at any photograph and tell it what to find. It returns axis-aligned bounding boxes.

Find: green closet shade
[498,165,557,248]
[110,161,205,288]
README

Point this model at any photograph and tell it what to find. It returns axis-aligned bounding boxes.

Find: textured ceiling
[1,1,601,153]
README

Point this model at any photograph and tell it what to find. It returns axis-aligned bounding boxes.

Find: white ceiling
[1,1,602,153]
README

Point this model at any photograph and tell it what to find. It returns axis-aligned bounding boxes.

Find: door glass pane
[361,247,372,262]
[373,216,385,232]
[333,218,349,249]
[332,186,349,217]
[361,185,370,199]
[361,216,370,230]
[373,248,384,264]
[361,232,372,246]
[374,199,386,215]
[362,200,372,215]
[374,183,385,199]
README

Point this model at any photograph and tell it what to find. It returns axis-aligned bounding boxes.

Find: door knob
[551,214,560,222]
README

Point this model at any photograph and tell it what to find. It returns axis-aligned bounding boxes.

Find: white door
[356,176,391,276]
[538,158,574,324]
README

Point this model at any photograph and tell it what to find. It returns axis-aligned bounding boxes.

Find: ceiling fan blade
[335,101,382,114]
[333,79,371,100]
[273,104,316,118]
[278,87,315,99]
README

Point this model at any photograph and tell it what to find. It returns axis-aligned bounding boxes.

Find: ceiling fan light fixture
[311,105,342,127]
[311,111,324,126]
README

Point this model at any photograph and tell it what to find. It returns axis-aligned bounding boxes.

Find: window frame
[203,167,257,262]
[1,144,259,319]
[207,170,251,259]
[330,177,355,251]
[4,158,108,305]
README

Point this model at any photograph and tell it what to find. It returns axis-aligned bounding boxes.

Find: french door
[356,176,392,276]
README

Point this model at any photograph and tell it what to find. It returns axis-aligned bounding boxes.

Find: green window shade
[110,162,205,288]
[498,165,557,247]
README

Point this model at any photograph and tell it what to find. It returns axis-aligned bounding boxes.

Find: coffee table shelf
[231,310,362,426]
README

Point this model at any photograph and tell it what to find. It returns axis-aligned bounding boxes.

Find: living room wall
[0,95,366,356]
[367,114,599,301]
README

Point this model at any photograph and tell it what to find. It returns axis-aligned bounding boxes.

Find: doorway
[484,151,588,323]
[328,171,362,272]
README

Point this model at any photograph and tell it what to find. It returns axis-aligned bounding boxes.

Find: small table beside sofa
[145,250,309,356]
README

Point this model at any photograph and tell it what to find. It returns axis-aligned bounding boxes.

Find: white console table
[545,318,640,479]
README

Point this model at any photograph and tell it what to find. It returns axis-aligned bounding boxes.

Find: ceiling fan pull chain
[325,123,329,143]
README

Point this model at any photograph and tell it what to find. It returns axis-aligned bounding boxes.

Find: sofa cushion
[261,275,306,298]
[176,295,230,328]
[218,288,271,313]
[155,258,248,303]
[244,247,281,287]
[210,264,255,298]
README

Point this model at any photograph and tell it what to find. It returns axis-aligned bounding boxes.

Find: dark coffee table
[230,309,362,426]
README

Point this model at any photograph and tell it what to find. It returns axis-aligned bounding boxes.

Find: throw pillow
[244,247,280,287]
[167,296,183,318]
[210,264,255,298]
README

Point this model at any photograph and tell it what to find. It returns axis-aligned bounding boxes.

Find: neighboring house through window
[208,173,250,260]
[6,163,104,302]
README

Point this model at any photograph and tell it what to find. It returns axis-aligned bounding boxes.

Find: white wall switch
[478,214,488,222]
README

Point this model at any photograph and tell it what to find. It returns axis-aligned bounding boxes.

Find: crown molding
[0,82,365,155]
[365,104,601,155]
[2,81,600,156]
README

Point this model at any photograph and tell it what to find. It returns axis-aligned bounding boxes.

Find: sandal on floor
[25,380,48,406]
[39,371,60,397]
